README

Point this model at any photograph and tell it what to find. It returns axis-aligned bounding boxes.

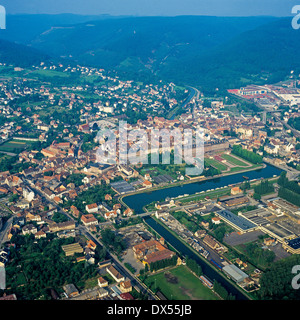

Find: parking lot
[224,230,265,246]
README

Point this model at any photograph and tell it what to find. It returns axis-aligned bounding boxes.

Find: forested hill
[0,38,51,67]
[161,17,300,93]
[27,15,277,86]
[0,15,299,93]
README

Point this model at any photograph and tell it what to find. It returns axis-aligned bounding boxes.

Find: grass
[221,154,249,167]
[144,265,219,300]
[82,276,99,289]
[0,140,35,153]
[179,187,231,203]
[30,69,70,79]
[205,158,228,171]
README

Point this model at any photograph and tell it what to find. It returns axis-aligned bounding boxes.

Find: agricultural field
[0,139,36,154]
[144,265,219,300]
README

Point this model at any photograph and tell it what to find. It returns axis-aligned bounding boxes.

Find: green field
[30,69,70,79]
[0,140,35,153]
[221,154,249,167]
[144,265,219,300]
[205,158,228,171]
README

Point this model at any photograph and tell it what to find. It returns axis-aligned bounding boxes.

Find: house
[194,229,206,238]
[264,237,275,246]
[70,205,80,218]
[133,239,176,266]
[35,230,47,239]
[119,280,132,293]
[98,288,109,298]
[231,187,242,195]
[98,277,108,288]
[201,221,209,229]
[81,214,99,227]
[212,217,221,225]
[105,194,112,201]
[87,239,97,250]
[119,292,134,300]
[104,210,118,220]
[22,224,37,235]
[85,203,98,214]
[203,235,219,250]
[123,208,133,217]
[0,294,17,300]
[53,196,63,204]
[63,284,79,298]
[143,180,153,188]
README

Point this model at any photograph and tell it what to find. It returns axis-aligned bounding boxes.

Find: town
[1,60,300,301]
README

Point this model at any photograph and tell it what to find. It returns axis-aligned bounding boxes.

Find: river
[123,163,282,214]
[123,163,282,300]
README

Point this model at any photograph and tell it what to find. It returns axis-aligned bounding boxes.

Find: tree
[232,145,263,164]
[253,193,261,200]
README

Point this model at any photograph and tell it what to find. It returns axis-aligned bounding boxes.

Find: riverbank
[119,162,266,209]
[144,216,252,300]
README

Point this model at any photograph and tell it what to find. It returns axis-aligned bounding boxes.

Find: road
[21,175,157,300]
[274,114,300,138]
[78,226,157,300]
[0,216,13,246]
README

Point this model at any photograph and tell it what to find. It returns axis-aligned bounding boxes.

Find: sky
[1,0,298,16]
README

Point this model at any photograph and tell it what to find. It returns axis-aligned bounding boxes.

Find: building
[61,243,83,257]
[203,235,219,250]
[63,284,79,298]
[98,277,108,288]
[211,217,221,225]
[85,203,98,214]
[133,239,176,266]
[231,187,242,195]
[104,210,118,220]
[143,180,153,188]
[106,265,125,283]
[119,280,132,293]
[81,214,99,226]
[98,287,109,298]
[215,209,257,233]
[222,264,249,283]
[22,224,37,235]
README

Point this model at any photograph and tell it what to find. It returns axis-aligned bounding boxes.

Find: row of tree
[149,255,178,272]
[232,145,263,164]
[186,257,202,277]
[277,172,300,207]
[254,180,274,195]
[213,280,236,300]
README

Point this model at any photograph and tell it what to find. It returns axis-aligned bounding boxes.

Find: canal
[123,163,283,300]
[123,164,282,214]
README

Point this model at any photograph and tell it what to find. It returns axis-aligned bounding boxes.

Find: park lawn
[145,265,219,300]
[205,158,228,172]
[221,154,249,167]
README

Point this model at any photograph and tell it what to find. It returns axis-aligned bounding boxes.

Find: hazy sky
[1,0,298,16]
